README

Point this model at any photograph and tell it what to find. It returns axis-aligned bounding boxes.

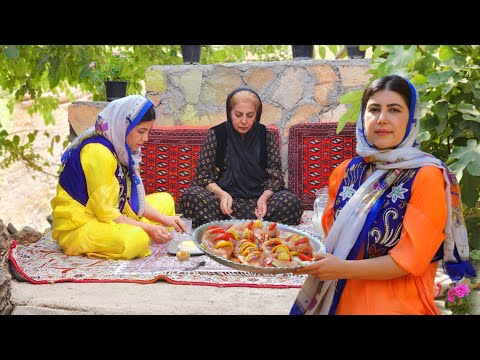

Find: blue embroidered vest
[59,136,127,212]
[335,157,443,262]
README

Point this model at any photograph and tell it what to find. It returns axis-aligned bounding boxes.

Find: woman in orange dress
[291,75,476,315]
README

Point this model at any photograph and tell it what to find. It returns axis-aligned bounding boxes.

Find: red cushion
[288,123,357,210]
[140,125,280,203]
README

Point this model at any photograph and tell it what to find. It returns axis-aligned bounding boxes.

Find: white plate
[167,232,205,256]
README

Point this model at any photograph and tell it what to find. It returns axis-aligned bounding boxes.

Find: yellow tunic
[51,143,175,260]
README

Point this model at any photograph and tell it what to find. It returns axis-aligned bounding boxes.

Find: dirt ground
[0,91,92,232]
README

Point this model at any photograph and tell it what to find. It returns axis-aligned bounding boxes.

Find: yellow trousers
[56,193,175,260]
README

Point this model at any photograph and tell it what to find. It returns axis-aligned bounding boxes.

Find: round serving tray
[192,219,326,274]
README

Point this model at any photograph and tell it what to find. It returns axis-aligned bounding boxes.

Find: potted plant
[90,50,129,101]
[180,45,202,64]
[344,45,366,59]
[291,45,314,59]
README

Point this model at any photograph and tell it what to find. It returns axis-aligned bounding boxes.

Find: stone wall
[0,220,13,315]
[68,58,371,182]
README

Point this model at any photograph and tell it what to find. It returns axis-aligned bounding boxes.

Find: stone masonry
[68,59,371,185]
[0,220,13,315]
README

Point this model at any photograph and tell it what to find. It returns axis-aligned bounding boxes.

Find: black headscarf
[217,87,267,198]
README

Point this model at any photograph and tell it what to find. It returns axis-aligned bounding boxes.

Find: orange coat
[322,159,447,315]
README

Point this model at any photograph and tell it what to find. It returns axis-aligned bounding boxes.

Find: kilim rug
[139,126,210,204]
[9,211,314,288]
[140,125,280,206]
[288,122,356,210]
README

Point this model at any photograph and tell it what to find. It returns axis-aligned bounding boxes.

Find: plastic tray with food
[167,232,205,256]
[192,219,326,274]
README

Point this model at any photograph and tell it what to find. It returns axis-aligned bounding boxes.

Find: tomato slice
[298,253,313,261]
[208,228,225,235]
[294,237,309,246]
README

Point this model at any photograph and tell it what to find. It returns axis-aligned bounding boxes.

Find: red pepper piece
[268,223,277,231]
[298,253,313,261]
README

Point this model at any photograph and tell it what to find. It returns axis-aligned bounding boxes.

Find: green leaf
[5,45,19,59]
[318,46,326,59]
[450,139,480,176]
[449,160,467,182]
[458,103,480,123]
[388,45,417,71]
[434,102,449,120]
[337,102,361,133]
[327,45,338,57]
[418,131,431,142]
[438,45,456,61]
[339,90,363,104]
[420,114,440,132]
[460,170,480,208]
[427,70,456,87]
[410,74,428,86]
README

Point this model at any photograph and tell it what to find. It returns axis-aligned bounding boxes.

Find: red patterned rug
[140,126,210,203]
[288,123,357,210]
[8,211,313,288]
[140,126,280,205]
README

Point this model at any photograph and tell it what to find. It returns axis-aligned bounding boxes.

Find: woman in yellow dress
[51,95,186,260]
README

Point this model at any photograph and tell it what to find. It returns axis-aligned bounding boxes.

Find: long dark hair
[139,105,156,123]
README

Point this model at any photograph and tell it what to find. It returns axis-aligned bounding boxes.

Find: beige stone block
[146,93,161,108]
[261,103,283,125]
[243,68,276,93]
[154,114,175,127]
[200,66,243,107]
[171,68,203,104]
[271,67,308,110]
[307,64,339,84]
[319,104,348,123]
[198,112,225,127]
[314,82,340,106]
[283,104,322,138]
[338,66,371,87]
[145,67,167,93]
[68,101,107,136]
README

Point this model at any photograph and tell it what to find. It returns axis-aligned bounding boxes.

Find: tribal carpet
[288,122,356,210]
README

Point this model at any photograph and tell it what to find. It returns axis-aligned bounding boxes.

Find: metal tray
[192,219,326,274]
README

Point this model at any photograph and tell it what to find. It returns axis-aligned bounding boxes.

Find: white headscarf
[64,95,153,217]
[293,76,473,315]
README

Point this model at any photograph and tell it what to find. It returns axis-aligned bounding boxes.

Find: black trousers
[179,186,304,228]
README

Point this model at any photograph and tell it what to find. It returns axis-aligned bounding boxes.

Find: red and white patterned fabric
[287,123,357,210]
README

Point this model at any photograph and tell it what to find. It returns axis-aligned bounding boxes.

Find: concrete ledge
[11,280,299,315]
[12,305,89,315]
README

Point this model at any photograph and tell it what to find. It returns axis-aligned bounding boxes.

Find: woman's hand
[294,252,345,281]
[255,190,273,218]
[145,224,174,244]
[161,215,186,233]
[217,190,234,216]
